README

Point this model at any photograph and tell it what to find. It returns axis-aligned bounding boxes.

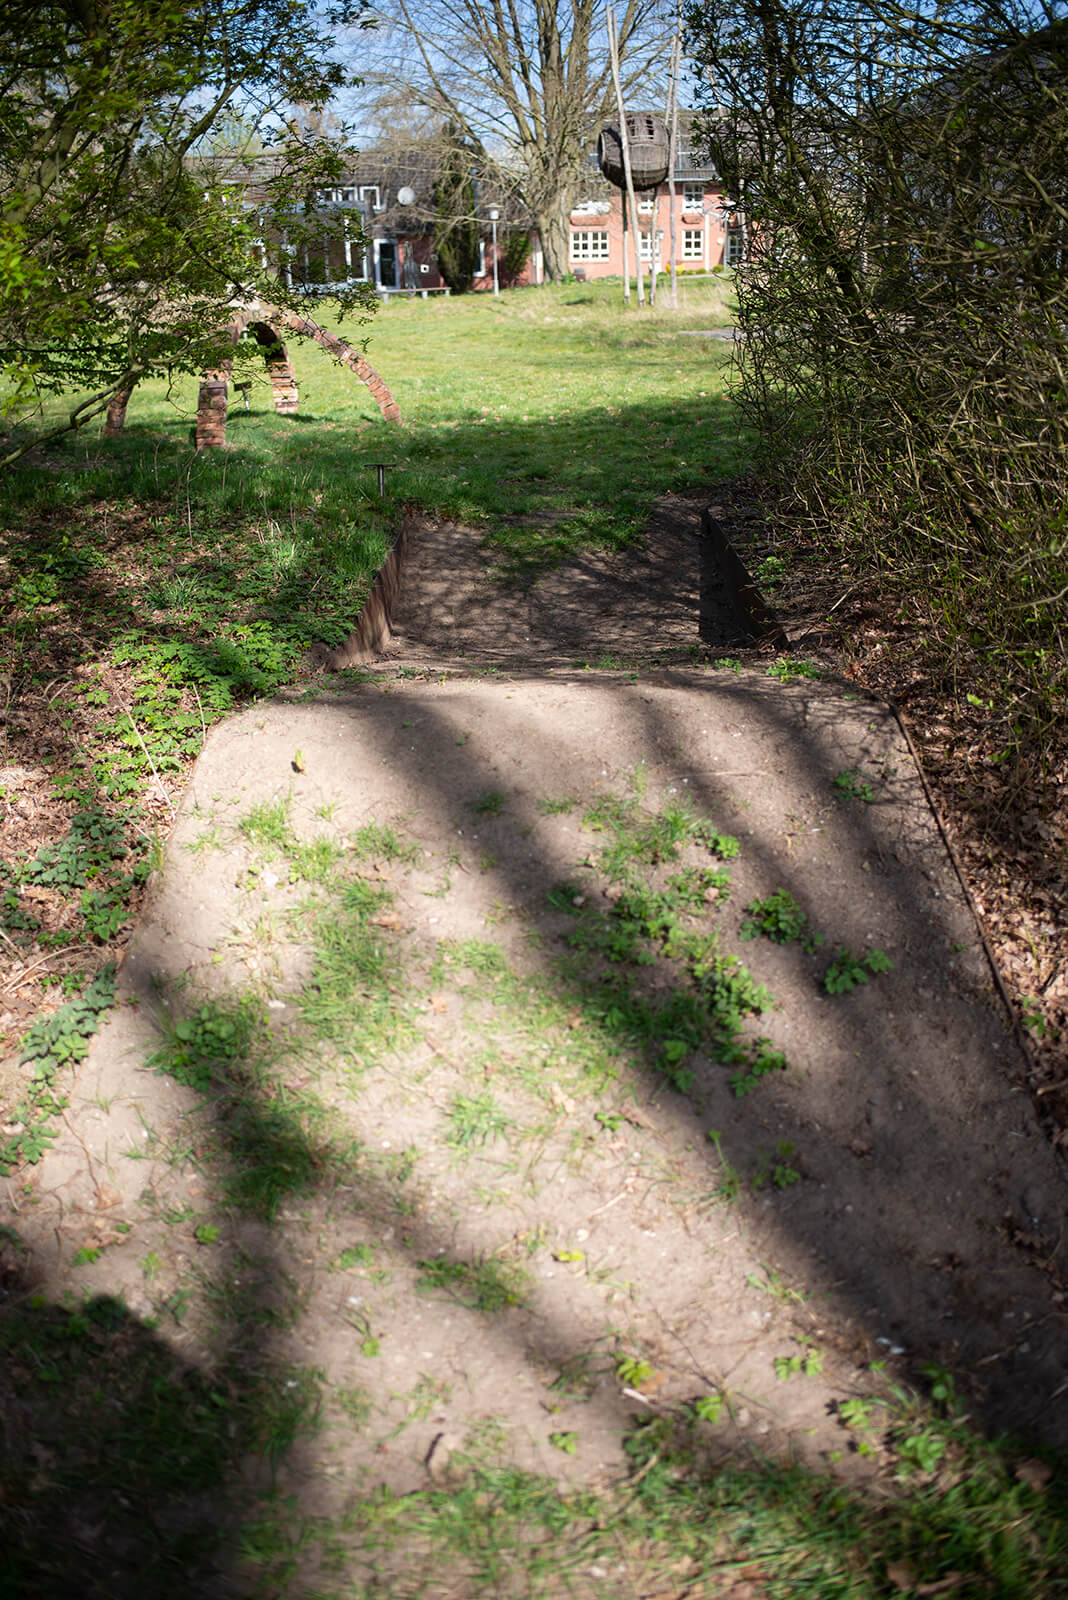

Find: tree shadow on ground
[3,391,1066,1592]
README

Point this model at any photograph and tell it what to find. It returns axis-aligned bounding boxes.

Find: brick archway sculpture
[195,307,401,449]
[101,304,401,447]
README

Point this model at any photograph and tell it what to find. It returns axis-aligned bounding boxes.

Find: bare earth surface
[7,499,1068,1594]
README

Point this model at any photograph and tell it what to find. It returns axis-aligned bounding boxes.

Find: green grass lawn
[4,274,745,781]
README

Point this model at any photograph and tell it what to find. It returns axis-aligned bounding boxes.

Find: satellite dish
[397,186,415,206]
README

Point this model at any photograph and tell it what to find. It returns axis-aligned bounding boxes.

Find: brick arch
[247,321,298,415]
[195,306,401,450]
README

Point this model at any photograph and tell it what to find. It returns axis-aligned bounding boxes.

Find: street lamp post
[489,207,500,296]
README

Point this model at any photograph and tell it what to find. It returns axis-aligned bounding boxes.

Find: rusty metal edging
[317,514,413,669]
[700,506,787,646]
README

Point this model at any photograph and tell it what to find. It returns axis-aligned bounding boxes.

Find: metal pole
[607,5,644,306]
[490,208,500,295]
[665,26,681,310]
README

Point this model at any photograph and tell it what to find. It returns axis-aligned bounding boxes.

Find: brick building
[226,114,741,295]
[566,115,743,278]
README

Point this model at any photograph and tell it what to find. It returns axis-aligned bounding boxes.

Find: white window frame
[637,195,656,214]
[360,184,383,212]
[573,198,610,216]
[681,228,703,260]
[570,229,610,261]
[683,182,704,210]
[726,222,747,266]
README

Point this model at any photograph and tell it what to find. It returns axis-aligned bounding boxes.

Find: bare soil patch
[5,498,1066,1594]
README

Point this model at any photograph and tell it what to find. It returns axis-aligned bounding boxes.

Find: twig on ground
[122,706,176,817]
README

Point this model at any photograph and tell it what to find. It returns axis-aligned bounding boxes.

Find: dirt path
[5,501,1067,1596]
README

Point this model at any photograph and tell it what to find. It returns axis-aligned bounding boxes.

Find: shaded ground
[708,479,1068,1144]
[4,500,1066,1595]
[388,493,749,668]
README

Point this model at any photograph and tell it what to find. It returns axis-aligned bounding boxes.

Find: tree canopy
[0,0,377,464]
[349,0,673,280]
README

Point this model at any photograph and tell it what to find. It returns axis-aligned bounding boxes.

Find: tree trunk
[536,197,573,281]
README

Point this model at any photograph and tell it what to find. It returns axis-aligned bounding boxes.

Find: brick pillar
[265,350,299,414]
[196,364,232,450]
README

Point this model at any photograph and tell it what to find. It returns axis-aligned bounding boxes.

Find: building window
[637,195,656,214]
[639,231,660,261]
[726,222,747,266]
[573,198,610,215]
[683,183,704,210]
[360,185,382,212]
[682,228,703,259]
[570,230,610,260]
[340,186,357,204]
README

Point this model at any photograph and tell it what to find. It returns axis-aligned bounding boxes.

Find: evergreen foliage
[433,130,482,294]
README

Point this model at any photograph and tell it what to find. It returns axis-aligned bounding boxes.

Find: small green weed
[689,1392,727,1423]
[239,799,290,854]
[333,1244,375,1271]
[147,998,261,1092]
[833,766,875,803]
[728,1038,787,1097]
[415,1254,527,1313]
[2,965,117,1174]
[823,947,894,994]
[752,1142,802,1190]
[755,555,786,589]
[537,795,576,815]
[549,1430,579,1454]
[298,876,398,1053]
[766,657,822,682]
[434,938,509,978]
[739,888,819,950]
[549,1354,602,1400]
[444,1091,511,1149]
[472,789,507,817]
[667,863,732,909]
[837,1394,889,1455]
[893,1423,950,1476]
[745,1265,808,1304]
[185,826,224,856]
[706,1130,742,1203]
[350,821,418,863]
[774,1341,824,1380]
[335,1384,374,1428]
[249,1365,323,1470]
[616,1354,654,1388]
